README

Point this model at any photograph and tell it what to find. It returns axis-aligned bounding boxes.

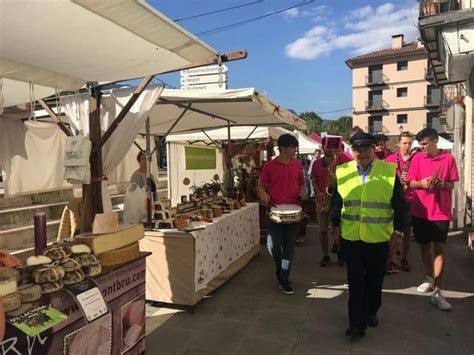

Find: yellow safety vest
[336,160,396,243]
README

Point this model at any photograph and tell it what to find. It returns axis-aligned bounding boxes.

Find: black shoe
[331,243,338,253]
[345,326,366,338]
[280,282,294,295]
[367,314,378,327]
[337,252,345,266]
[320,256,330,267]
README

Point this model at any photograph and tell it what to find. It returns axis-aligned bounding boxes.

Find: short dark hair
[136,151,145,163]
[277,134,298,149]
[373,134,389,144]
[416,128,438,142]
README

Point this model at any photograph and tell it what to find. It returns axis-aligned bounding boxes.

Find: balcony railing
[420,0,473,18]
[365,100,388,111]
[424,95,441,107]
[425,67,434,80]
[365,73,388,86]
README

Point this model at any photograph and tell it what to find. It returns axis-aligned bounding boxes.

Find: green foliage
[299,113,352,140]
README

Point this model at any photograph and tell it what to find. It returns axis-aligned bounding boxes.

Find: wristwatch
[393,230,403,237]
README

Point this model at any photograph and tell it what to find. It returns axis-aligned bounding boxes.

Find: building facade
[346,35,441,138]
[418,0,474,238]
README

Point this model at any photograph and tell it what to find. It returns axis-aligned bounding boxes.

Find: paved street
[145,223,474,354]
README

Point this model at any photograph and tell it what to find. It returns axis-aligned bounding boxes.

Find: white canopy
[145,88,307,135]
[166,126,291,143]
[0,0,217,109]
[412,136,454,150]
[292,130,321,154]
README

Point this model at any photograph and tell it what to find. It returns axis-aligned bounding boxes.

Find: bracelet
[393,230,403,237]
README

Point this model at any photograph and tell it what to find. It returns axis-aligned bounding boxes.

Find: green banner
[185,146,216,170]
[8,305,68,337]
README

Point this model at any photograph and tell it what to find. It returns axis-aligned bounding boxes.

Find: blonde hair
[398,131,413,141]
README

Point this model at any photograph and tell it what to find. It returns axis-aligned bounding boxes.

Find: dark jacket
[330,173,410,232]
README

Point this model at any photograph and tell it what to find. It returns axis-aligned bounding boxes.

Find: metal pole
[146,117,153,231]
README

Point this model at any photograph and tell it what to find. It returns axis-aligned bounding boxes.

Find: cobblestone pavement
[146,223,474,354]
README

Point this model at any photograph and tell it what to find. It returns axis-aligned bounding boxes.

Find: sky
[150,0,420,120]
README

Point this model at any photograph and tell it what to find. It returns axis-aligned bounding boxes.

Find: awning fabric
[292,130,321,154]
[166,126,291,143]
[413,136,454,150]
[0,0,217,108]
[146,88,307,134]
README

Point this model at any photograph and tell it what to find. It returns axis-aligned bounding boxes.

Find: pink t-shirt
[311,154,352,203]
[407,151,459,221]
[260,157,304,205]
[385,152,415,202]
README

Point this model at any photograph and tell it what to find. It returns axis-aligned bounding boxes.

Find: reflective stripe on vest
[336,160,396,243]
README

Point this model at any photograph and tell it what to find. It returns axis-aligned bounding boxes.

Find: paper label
[64,279,109,322]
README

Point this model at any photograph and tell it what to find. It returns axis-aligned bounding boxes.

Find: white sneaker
[417,276,434,293]
[431,290,452,311]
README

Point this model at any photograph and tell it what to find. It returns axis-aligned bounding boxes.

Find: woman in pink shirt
[408,128,458,311]
[258,134,307,295]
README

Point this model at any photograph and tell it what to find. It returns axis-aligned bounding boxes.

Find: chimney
[392,34,404,49]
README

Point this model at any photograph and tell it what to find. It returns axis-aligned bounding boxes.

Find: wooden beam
[37,99,73,136]
[99,75,155,148]
[153,50,247,76]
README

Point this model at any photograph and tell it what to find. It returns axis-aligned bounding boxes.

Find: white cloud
[285,2,419,60]
[283,8,299,20]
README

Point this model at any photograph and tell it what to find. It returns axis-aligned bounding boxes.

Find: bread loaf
[63,269,85,285]
[40,280,63,294]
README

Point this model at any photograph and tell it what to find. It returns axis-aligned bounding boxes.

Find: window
[397,114,408,124]
[426,85,441,106]
[368,90,383,108]
[397,87,408,97]
[368,116,383,134]
[397,61,408,71]
[427,112,441,132]
[368,64,383,84]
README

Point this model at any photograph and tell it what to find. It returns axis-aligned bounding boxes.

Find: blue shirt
[356,160,375,184]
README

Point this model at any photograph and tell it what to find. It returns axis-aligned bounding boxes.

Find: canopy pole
[37,99,73,136]
[227,121,232,169]
[201,130,226,154]
[81,86,103,233]
[156,103,192,148]
[146,117,153,231]
[99,75,155,148]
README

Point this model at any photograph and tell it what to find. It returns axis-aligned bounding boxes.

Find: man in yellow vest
[331,132,410,339]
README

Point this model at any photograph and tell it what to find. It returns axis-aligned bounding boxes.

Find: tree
[299,112,323,135]
[326,116,353,139]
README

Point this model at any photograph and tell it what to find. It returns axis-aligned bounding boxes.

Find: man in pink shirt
[408,128,459,311]
[258,134,308,295]
[385,131,417,273]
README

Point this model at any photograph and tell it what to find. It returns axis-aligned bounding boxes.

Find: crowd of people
[258,127,458,339]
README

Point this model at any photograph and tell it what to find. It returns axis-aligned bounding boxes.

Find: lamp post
[399,125,404,133]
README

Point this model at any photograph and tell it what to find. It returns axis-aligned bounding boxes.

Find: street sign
[180,73,227,85]
[181,64,228,76]
[181,82,227,91]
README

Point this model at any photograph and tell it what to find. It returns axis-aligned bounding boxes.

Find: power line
[316,107,353,115]
[173,1,264,22]
[196,0,315,36]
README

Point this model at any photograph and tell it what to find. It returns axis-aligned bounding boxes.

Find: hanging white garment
[63,135,91,184]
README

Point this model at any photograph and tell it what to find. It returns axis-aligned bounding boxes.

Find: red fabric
[407,151,459,221]
[309,133,322,144]
[260,157,304,205]
[341,150,354,161]
[311,154,352,203]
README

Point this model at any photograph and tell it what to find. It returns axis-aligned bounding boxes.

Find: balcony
[424,95,441,108]
[365,73,388,86]
[419,0,474,84]
[425,67,434,80]
[365,101,388,112]
[419,0,469,18]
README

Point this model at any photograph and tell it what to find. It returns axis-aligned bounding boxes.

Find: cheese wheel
[3,292,21,312]
[32,265,64,283]
[83,264,102,277]
[0,268,18,296]
[98,242,139,268]
[17,284,42,303]
[59,258,82,272]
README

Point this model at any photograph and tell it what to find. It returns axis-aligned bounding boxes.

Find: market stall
[0,0,241,352]
[140,203,259,306]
